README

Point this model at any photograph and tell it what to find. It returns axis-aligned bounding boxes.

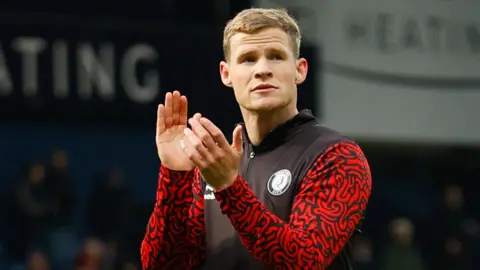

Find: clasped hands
[180,116,243,191]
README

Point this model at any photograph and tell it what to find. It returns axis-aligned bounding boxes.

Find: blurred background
[0,0,478,269]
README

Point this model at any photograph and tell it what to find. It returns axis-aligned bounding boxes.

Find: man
[141,8,372,270]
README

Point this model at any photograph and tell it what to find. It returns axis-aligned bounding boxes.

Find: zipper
[244,151,255,181]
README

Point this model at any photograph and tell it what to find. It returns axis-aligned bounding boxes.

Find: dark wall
[0,0,320,201]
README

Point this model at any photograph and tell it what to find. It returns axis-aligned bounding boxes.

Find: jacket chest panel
[240,144,314,222]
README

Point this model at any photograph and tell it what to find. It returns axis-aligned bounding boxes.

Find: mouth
[252,84,278,92]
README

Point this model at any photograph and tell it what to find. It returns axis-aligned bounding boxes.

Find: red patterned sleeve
[141,165,206,270]
[214,141,372,269]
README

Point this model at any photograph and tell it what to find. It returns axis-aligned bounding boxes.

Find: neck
[241,106,298,145]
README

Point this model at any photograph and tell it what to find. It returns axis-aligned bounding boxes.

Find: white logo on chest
[204,184,216,200]
[267,169,292,196]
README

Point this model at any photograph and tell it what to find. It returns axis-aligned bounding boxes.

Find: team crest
[267,169,292,196]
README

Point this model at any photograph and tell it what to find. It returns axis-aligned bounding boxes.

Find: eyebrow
[236,47,288,60]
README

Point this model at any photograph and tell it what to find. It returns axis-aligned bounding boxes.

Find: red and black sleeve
[141,166,206,270]
[214,141,372,269]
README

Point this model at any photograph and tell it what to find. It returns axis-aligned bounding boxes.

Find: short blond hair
[223,8,301,61]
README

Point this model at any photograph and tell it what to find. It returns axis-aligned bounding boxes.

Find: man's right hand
[156,91,199,171]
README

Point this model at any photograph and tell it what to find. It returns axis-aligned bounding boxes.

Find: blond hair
[223,8,301,61]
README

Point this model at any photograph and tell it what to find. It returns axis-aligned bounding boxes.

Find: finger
[190,113,202,137]
[172,91,181,125]
[184,128,212,162]
[188,118,217,150]
[231,125,243,153]
[179,138,206,168]
[164,92,173,128]
[156,104,166,136]
[199,118,230,149]
[193,113,202,120]
[179,95,188,126]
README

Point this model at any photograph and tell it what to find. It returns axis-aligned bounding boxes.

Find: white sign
[0,36,160,104]
[320,0,480,145]
[254,0,480,144]
[322,0,480,79]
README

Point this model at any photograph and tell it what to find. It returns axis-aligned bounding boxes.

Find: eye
[242,56,256,63]
[270,54,284,60]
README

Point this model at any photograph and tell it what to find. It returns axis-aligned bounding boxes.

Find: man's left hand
[180,117,243,191]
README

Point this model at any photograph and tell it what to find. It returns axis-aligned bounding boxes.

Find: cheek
[230,76,247,101]
[274,65,296,82]
[230,70,251,91]
[279,70,296,83]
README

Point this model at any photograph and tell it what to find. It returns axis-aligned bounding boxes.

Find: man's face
[220,28,308,112]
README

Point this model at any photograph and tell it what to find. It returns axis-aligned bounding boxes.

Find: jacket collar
[240,109,317,154]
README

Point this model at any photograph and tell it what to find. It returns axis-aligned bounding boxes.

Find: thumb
[231,125,243,154]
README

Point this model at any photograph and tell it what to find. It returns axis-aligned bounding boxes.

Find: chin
[246,98,289,112]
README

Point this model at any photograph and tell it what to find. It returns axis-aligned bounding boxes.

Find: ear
[219,61,233,87]
[295,58,308,85]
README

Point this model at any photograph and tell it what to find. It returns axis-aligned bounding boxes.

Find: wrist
[160,162,195,172]
[212,174,239,192]
[160,164,194,172]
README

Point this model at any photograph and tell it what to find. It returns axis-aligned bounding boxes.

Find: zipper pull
[249,151,255,158]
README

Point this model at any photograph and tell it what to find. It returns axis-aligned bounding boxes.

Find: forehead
[229,28,292,55]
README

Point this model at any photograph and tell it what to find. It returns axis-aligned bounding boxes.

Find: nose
[254,58,273,79]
